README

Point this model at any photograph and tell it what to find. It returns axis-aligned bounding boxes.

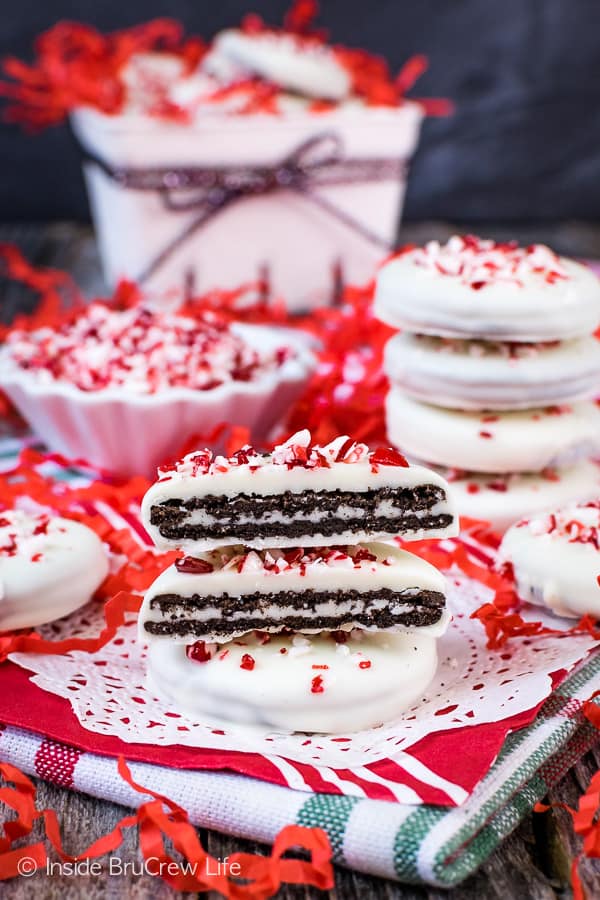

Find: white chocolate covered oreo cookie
[139,542,448,644]
[375,235,600,341]
[499,500,600,618]
[209,29,351,100]
[142,430,458,553]
[444,460,600,533]
[386,389,600,474]
[384,333,600,411]
[0,509,108,631]
[147,629,439,733]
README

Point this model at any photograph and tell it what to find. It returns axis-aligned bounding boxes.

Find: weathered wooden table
[1,221,599,899]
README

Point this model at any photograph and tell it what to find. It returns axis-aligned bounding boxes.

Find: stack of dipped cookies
[139,430,458,733]
[375,235,600,532]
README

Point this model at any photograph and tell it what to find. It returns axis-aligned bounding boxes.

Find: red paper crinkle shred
[0,4,451,127]
[0,19,205,129]
[0,758,334,895]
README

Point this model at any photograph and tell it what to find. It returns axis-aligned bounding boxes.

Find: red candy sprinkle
[186,641,212,663]
[175,557,214,574]
[370,447,409,468]
[479,431,493,439]
[240,653,256,671]
[311,675,325,694]
[32,517,50,535]
[352,547,378,562]
[359,660,372,669]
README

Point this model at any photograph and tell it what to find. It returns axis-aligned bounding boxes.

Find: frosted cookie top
[515,500,599,545]
[154,429,417,487]
[375,234,600,341]
[0,509,109,631]
[3,304,296,394]
[0,509,70,560]
[407,236,569,291]
[500,498,600,618]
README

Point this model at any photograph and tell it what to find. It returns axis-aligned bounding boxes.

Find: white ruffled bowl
[0,324,315,478]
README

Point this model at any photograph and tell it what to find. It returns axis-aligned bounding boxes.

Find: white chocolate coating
[0,510,109,631]
[443,460,600,533]
[142,431,458,551]
[386,389,600,474]
[499,501,600,618]
[146,630,439,733]
[139,543,447,643]
[374,239,600,341]
[384,333,600,411]
[210,30,351,101]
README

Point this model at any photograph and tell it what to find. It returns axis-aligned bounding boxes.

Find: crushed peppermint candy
[310,674,325,693]
[0,509,68,559]
[516,500,600,548]
[158,429,408,479]
[186,640,215,663]
[6,304,294,394]
[407,235,570,290]
[173,544,395,577]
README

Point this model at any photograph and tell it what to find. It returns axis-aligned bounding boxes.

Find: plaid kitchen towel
[1,651,598,887]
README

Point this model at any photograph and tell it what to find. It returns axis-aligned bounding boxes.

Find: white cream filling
[143,595,443,627]
[179,497,448,528]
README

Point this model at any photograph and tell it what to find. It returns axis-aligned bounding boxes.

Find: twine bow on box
[79,131,407,284]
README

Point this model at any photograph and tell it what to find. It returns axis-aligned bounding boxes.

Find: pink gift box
[71,102,423,311]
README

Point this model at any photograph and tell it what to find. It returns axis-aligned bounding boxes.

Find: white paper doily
[10,573,597,769]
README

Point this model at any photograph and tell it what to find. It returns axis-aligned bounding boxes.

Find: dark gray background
[2,0,599,223]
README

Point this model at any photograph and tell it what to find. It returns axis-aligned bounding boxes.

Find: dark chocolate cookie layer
[143,587,445,639]
[149,485,451,543]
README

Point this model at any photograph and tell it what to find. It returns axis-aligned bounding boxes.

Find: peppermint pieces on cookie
[375,235,600,341]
